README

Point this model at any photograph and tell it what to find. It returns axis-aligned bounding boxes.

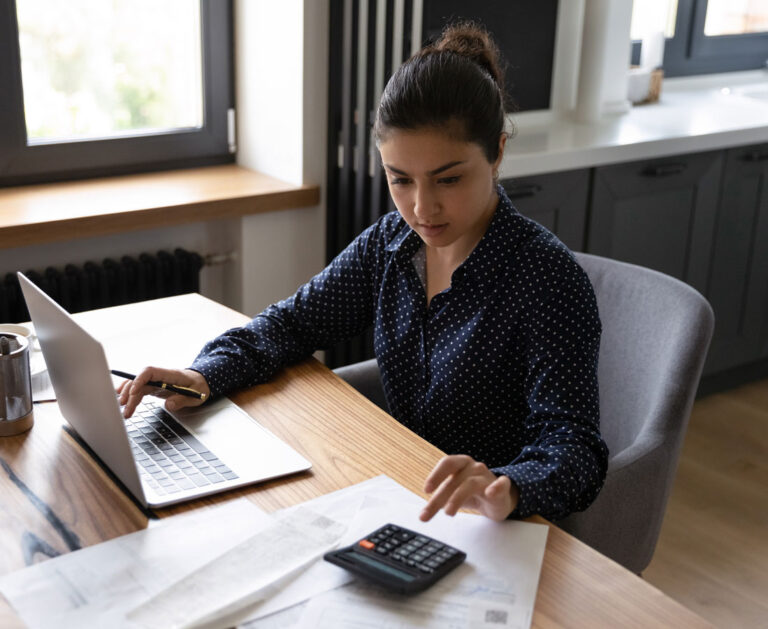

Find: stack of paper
[0,476,548,629]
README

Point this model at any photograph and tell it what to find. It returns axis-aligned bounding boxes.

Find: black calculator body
[324,523,466,594]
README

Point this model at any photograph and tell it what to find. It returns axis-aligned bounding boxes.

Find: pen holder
[0,333,34,436]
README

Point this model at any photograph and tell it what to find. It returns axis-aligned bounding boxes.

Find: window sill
[0,165,321,249]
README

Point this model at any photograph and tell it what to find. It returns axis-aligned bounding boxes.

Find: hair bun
[431,22,505,94]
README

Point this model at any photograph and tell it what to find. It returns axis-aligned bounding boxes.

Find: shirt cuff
[188,356,230,399]
[491,462,565,521]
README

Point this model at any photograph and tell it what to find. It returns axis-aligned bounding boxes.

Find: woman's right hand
[117,367,211,418]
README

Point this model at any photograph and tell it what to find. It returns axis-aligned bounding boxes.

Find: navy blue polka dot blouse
[191,186,608,520]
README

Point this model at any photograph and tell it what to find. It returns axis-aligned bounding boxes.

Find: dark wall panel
[422,0,558,111]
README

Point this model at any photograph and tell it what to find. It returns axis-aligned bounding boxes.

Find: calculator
[323,523,466,594]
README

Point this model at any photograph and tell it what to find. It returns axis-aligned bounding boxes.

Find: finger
[484,476,520,521]
[117,375,138,404]
[478,476,516,521]
[484,474,511,499]
[121,383,153,418]
[117,377,136,407]
[133,366,191,389]
[121,366,198,417]
[420,474,478,521]
[116,376,154,405]
[420,459,481,521]
[443,476,491,516]
[164,370,209,411]
[121,366,163,418]
[424,455,474,493]
[165,393,204,412]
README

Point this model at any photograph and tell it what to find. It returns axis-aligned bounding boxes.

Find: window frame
[630,0,768,77]
[0,0,234,187]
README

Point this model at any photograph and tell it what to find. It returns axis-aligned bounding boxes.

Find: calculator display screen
[349,551,416,581]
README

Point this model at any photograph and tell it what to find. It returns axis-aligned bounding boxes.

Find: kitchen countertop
[500,70,768,179]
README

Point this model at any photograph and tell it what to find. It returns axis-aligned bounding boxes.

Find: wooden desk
[0,295,712,628]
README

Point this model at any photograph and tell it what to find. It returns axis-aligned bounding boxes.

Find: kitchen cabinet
[587,151,722,297]
[502,169,589,252]
[705,143,768,373]
[498,143,767,384]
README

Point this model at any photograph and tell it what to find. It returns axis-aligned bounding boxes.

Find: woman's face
[379,127,505,255]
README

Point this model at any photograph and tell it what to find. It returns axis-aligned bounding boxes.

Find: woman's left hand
[419,455,519,522]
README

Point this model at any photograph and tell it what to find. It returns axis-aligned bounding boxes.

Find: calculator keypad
[358,525,461,574]
[325,522,466,594]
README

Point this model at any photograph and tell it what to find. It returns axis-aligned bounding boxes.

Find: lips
[418,223,447,238]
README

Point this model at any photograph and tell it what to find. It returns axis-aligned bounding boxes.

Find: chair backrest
[574,252,714,470]
[559,252,714,572]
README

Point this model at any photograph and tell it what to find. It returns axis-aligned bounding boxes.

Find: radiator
[2,248,203,323]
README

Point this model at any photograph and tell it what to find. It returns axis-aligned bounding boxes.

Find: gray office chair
[333,252,714,574]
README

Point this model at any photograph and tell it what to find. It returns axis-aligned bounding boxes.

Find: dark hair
[374,22,511,164]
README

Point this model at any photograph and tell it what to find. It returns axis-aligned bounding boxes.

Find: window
[631,0,768,76]
[631,0,679,40]
[0,0,233,186]
[703,0,768,36]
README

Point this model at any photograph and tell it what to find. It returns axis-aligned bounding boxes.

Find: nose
[413,185,439,221]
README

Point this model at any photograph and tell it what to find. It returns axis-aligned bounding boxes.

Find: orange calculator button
[359,539,375,550]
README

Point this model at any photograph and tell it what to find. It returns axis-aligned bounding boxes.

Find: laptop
[18,272,311,508]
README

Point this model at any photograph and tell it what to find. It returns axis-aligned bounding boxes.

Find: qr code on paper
[484,609,509,625]
[469,599,520,628]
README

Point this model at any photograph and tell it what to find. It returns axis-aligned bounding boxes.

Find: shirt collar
[385,220,423,263]
[452,185,518,284]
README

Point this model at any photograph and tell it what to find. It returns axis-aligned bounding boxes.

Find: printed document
[0,476,549,629]
[0,499,271,629]
[126,507,346,628]
[243,478,549,629]
[288,501,548,629]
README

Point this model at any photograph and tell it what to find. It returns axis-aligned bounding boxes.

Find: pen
[111,370,207,401]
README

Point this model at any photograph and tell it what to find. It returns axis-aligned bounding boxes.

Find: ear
[493,133,507,171]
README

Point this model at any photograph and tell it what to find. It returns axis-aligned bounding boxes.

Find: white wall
[234,0,328,316]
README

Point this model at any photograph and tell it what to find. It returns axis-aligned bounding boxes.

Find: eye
[437,175,461,185]
[389,177,412,186]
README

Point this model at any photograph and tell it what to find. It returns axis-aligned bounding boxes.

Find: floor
[643,378,768,628]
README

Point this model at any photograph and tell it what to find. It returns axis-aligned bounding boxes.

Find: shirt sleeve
[491,257,608,521]
[189,222,382,398]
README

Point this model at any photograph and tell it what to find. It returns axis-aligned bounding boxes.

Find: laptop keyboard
[123,399,239,496]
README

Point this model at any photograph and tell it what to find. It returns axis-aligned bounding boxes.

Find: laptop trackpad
[171,399,307,477]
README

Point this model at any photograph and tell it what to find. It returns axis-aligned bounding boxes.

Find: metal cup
[0,332,34,436]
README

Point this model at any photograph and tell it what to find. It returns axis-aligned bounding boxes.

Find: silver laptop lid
[17,272,146,504]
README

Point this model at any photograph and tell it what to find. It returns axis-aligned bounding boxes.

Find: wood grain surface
[644,378,768,628]
[0,294,713,628]
[0,165,320,248]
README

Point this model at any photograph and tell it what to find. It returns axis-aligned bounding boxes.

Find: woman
[121,23,608,524]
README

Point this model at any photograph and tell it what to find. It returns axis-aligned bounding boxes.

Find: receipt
[126,508,346,629]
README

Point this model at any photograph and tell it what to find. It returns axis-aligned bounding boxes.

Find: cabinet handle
[741,151,768,163]
[641,163,687,177]
[504,183,542,199]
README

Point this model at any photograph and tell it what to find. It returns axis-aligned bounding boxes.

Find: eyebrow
[383,160,465,177]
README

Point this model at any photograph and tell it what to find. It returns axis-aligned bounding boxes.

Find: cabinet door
[502,169,589,251]
[705,144,768,373]
[587,152,722,296]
